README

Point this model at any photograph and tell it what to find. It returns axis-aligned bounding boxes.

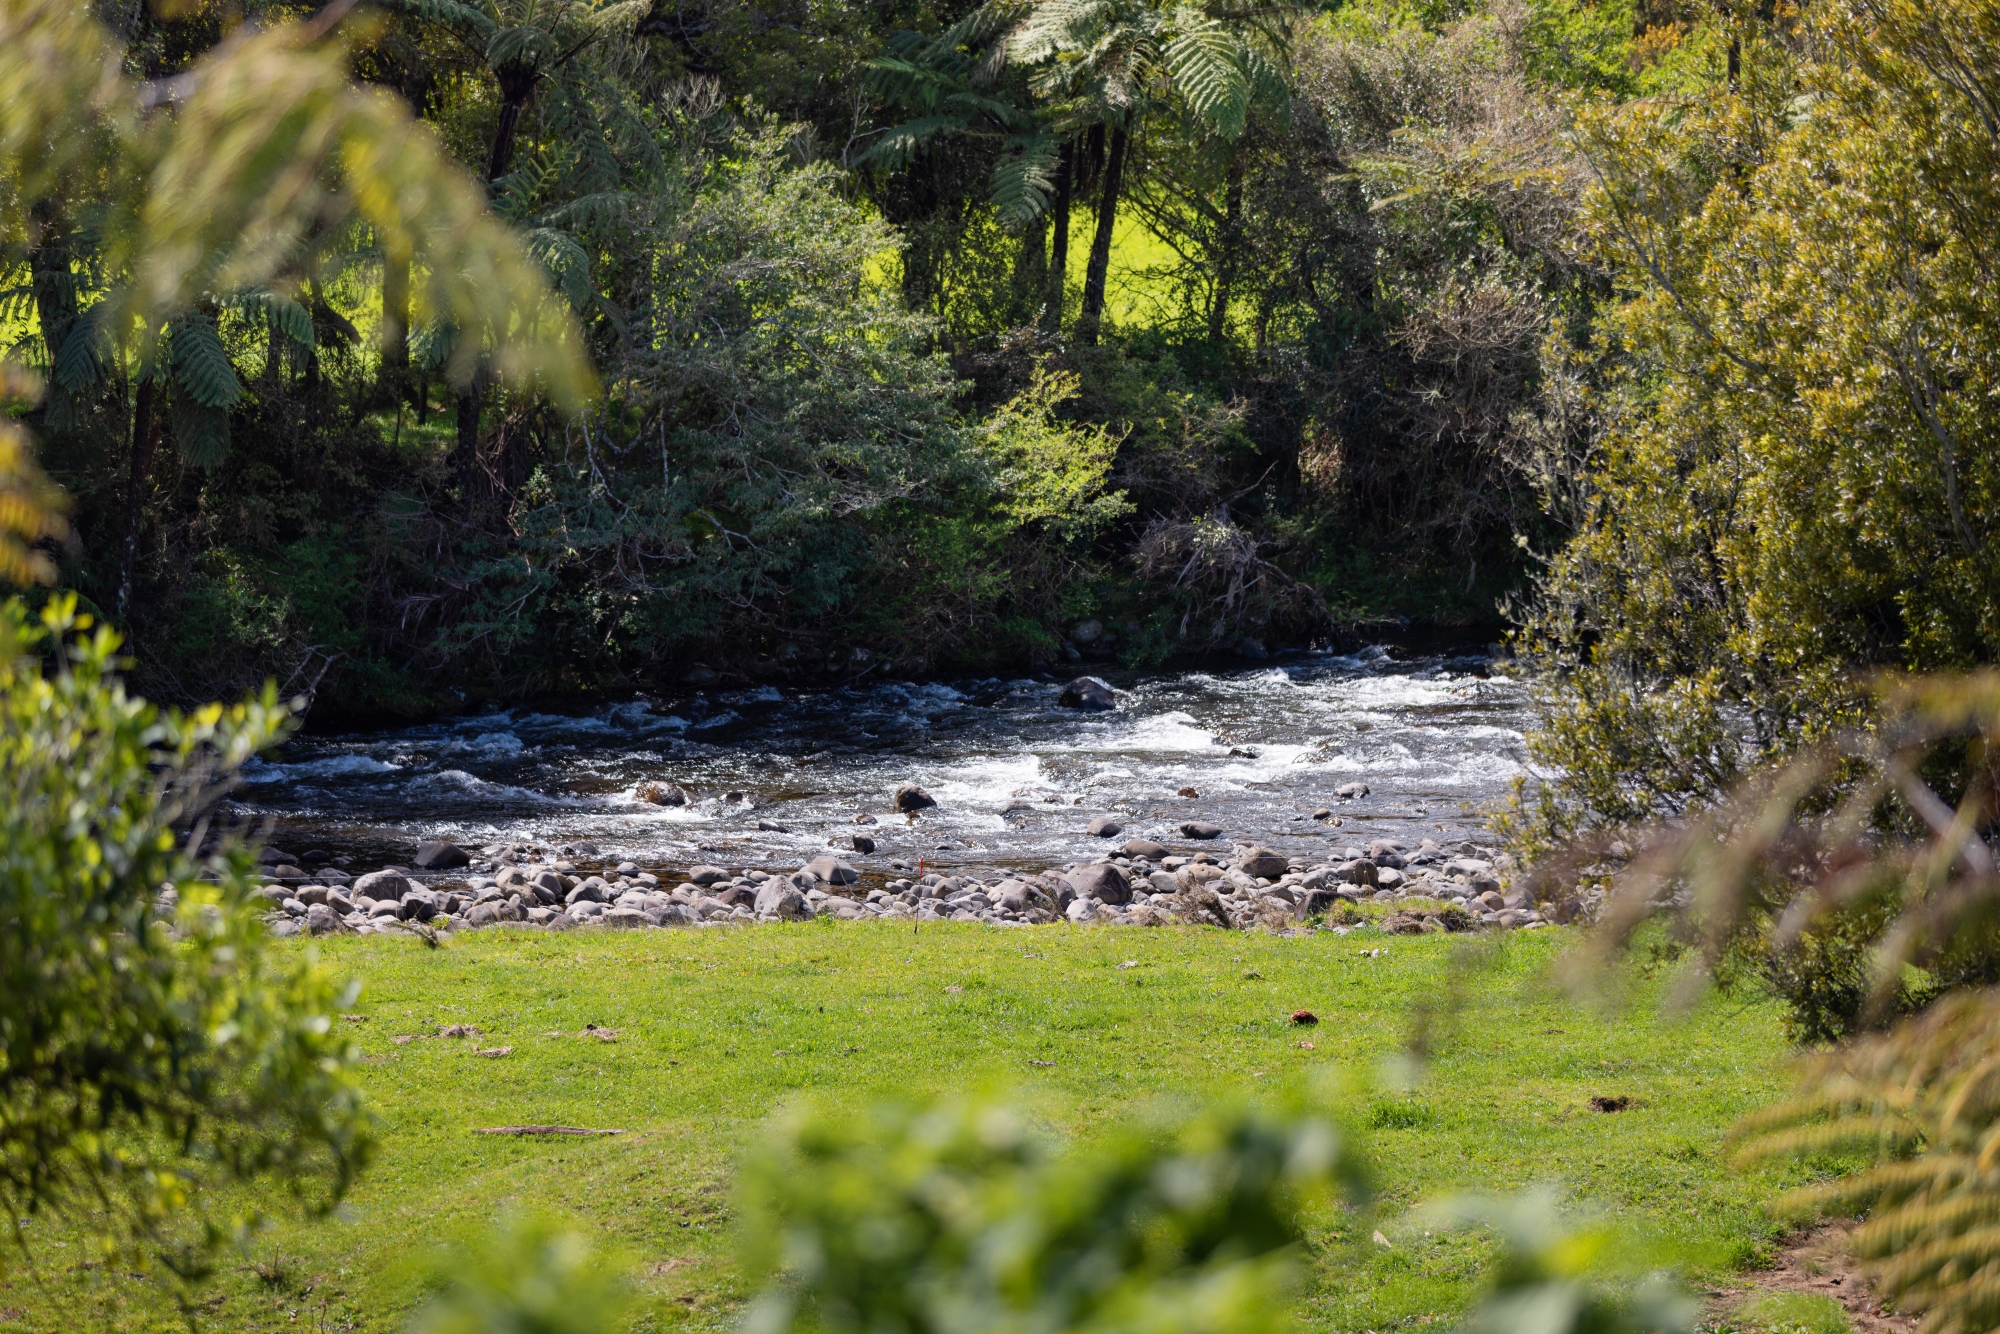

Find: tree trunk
[458,67,538,496]
[1013,214,1048,326]
[379,253,410,404]
[1077,127,1128,345]
[485,66,539,184]
[1208,150,1245,346]
[456,384,482,491]
[1042,143,1074,332]
[115,378,161,622]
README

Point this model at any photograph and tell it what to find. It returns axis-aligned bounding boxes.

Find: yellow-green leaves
[0,595,372,1275]
[0,0,595,409]
[0,365,67,586]
[980,365,1133,538]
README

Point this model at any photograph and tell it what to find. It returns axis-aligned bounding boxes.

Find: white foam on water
[442,730,525,757]
[909,754,1048,826]
[242,754,400,782]
[689,710,740,731]
[405,770,585,807]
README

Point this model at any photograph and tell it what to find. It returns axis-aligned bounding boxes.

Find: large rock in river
[352,870,412,901]
[414,841,471,870]
[1057,677,1116,711]
[893,785,937,815]
[1238,847,1289,879]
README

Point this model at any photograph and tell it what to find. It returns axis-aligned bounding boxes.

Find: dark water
[234,646,1536,877]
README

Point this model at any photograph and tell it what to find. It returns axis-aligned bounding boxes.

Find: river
[235,642,1535,879]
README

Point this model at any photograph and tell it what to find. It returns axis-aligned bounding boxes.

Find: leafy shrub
[0,594,371,1273]
[737,1093,1365,1334]
[1511,0,2000,840]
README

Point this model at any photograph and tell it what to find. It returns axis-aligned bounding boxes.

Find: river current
[235,644,1536,878]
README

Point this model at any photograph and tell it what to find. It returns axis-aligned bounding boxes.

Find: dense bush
[0,595,370,1273]
[1508,0,2000,844]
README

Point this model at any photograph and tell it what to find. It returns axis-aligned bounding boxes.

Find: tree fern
[51,303,109,394]
[527,226,593,310]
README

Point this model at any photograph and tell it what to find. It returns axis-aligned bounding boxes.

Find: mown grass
[0,923,1808,1334]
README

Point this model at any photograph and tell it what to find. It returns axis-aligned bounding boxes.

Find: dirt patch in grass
[1715,1225,1917,1334]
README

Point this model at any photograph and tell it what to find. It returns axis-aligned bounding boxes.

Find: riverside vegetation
[11,1,2000,1333]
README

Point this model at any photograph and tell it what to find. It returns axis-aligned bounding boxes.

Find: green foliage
[1730,1293,1854,1334]
[407,1211,631,1334]
[1441,1191,1697,1334]
[0,0,592,462]
[0,594,371,1274]
[737,1091,1365,1334]
[1511,0,2000,838]
[979,364,1132,539]
[440,121,971,683]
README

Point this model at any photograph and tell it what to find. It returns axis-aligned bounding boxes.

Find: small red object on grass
[1291,1009,1319,1026]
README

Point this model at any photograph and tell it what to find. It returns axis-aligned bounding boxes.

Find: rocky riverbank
[213,797,1572,939]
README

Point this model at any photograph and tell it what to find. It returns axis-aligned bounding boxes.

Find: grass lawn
[0,923,1807,1334]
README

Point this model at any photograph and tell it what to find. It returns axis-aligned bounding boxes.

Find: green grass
[1728,1293,1854,1334]
[0,924,1804,1334]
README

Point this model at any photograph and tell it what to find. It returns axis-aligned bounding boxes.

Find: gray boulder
[565,880,610,907]
[1057,677,1116,711]
[754,882,812,920]
[1337,859,1380,887]
[602,907,652,929]
[1238,847,1288,879]
[314,867,354,887]
[352,870,412,901]
[305,904,343,935]
[414,841,471,870]
[1086,816,1123,838]
[689,865,730,886]
[1300,888,1343,917]
[1180,821,1224,840]
[1122,838,1169,861]
[805,856,860,886]
[400,888,441,922]
[893,785,937,815]
[1066,862,1132,905]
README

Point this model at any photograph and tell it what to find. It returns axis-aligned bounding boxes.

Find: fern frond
[526,227,593,311]
[1166,21,1250,139]
[991,130,1060,229]
[397,0,498,37]
[166,313,243,410]
[855,115,968,169]
[169,395,231,470]
[51,303,110,393]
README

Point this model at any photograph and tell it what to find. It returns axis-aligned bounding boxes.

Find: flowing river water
[236,642,1536,880]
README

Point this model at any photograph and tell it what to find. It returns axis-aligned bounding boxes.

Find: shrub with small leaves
[0,594,371,1276]
[738,1092,1366,1334]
